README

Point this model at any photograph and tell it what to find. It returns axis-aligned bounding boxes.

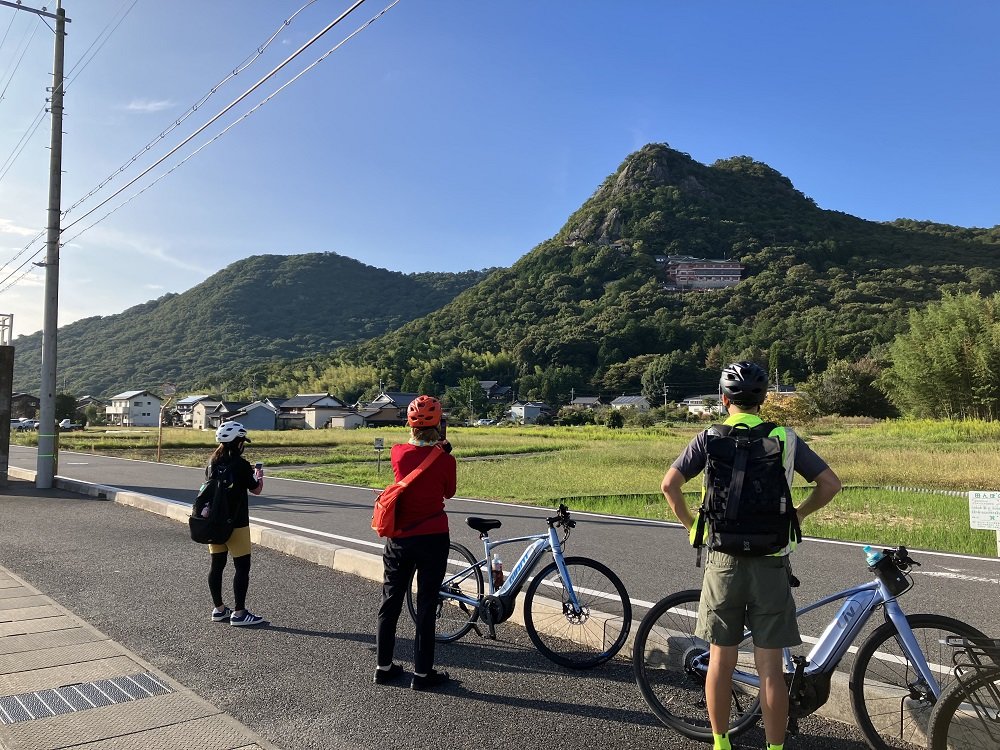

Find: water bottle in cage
[491,554,504,589]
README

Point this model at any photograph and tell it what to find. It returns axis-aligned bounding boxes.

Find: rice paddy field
[20,419,1000,556]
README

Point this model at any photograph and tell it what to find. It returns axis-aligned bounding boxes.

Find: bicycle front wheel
[850,614,990,750]
[632,589,761,741]
[405,541,483,643]
[927,664,1000,750]
[522,556,631,669]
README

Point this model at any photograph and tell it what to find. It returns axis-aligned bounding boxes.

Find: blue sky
[0,1,998,337]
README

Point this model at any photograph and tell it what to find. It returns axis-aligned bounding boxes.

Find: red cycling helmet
[407,395,442,427]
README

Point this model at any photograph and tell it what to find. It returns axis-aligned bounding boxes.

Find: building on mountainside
[276,393,348,430]
[569,396,603,409]
[610,395,651,412]
[106,390,162,427]
[509,401,552,425]
[11,392,40,419]
[663,255,742,290]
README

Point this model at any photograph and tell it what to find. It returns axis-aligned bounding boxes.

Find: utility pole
[23,0,70,488]
[663,385,668,409]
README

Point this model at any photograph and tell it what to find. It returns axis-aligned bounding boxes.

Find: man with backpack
[661,362,841,750]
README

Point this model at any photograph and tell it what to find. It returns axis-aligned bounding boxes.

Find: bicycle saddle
[466,517,502,534]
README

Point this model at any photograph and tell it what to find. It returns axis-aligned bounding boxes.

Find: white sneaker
[230,610,267,627]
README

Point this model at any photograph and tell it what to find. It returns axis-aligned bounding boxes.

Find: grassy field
[17,420,1000,555]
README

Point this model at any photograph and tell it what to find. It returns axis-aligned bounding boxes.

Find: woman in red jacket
[374,395,456,691]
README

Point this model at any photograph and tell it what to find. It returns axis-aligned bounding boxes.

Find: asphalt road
[0,446,1000,750]
[10,445,999,638]
[0,478,876,750]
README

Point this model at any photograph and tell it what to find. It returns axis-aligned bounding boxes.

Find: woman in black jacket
[206,421,266,626]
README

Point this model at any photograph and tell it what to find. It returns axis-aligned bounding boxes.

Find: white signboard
[968,491,1000,531]
[373,437,384,450]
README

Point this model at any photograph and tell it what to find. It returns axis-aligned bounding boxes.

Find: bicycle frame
[439,524,583,612]
[692,575,945,697]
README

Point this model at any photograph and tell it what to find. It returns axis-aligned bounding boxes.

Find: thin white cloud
[0,218,40,237]
[144,283,165,290]
[82,225,213,275]
[123,99,174,113]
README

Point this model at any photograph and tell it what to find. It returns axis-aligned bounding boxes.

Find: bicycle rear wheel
[522,556,631,669]
[927,664,1000,750]
[405,541,483,643]
[632,589,760,741]
[850,614,992,750]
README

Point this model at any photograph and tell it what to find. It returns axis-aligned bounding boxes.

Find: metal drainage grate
[0,673,171,724]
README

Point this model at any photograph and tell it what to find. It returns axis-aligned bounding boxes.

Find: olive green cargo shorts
[695,550,802,649]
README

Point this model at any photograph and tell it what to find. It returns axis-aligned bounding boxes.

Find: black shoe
[373,663,404,685]
[410,669,450,691]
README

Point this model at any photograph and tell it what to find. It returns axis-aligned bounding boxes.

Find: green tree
[883,292,1000,419]
[55,393,77,422]
[605,409,625,429]
[800,358,896,418]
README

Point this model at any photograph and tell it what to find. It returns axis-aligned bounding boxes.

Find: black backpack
[692,421,800,558]
[188,462,235,544]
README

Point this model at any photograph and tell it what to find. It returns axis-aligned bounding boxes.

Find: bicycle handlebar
[546,503,576,529]
[876,545,921,572]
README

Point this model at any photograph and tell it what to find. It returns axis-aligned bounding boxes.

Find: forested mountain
[11,253,488,396]
[232,144,1000,405]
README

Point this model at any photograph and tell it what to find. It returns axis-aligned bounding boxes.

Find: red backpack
[371,446,444,537]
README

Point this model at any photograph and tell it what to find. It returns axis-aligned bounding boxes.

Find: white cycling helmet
[215,421,250,444]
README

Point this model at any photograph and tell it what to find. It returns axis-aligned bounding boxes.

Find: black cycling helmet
[719,361,769,406]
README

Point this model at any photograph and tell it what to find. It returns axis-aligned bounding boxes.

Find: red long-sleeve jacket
[389,443,456,538]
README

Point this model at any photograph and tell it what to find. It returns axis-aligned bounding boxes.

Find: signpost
[374,437,384,473]
[968,491,1000,556]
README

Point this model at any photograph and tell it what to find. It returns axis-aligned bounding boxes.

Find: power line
[0,10,16,58]
[59,0,373,238]
[0,13,40,104]
[63,0,322,217]
[64,0,137,80]
[62,0,403,247]
[0,0,402,295]
[0,0,328,276]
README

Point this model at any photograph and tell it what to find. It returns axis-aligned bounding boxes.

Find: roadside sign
[969,491,1000,557]
[969,491,1000,530]
[374,437,384,449]
[373,437,385,473]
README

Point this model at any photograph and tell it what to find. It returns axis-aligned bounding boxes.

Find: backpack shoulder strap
[397,446,443,487]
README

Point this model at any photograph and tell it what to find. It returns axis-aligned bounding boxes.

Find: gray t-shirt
[671,427,829,483]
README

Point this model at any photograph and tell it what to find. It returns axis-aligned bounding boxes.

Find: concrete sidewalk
[0,563,278,750]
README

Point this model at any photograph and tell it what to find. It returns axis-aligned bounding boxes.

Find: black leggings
[209,552,251,611]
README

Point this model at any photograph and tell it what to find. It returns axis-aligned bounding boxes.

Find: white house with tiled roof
[610,395,651,411]
[106,390,162,427]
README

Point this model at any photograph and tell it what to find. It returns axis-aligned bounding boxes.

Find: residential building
[664,255,742,289]
[509,401,552,425]
[175,395,215,426]
[325,409,366,430]
[362,391,419,427]
[191,400,221,431]
[680,394,722,417]
[226,401,279,431]
[569,396,603,409]
[610,395,651,411]
[277,393,347,429]
[106,390,162,427]
[479,381,513,402]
